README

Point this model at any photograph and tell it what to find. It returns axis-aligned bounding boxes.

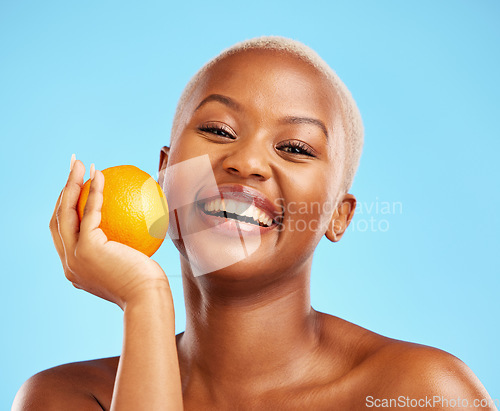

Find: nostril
[226,166,265,181]
[223,156,271,181]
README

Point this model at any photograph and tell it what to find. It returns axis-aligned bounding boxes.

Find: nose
[221,139,272,181]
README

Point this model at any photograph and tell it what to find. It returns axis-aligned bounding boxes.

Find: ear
[325,194,356,242]
[158,146,170,186]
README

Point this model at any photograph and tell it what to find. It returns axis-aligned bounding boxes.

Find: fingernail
[70,154,76,171]
[90,163,95,180]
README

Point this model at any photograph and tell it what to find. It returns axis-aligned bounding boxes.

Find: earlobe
[325,215,340,242]
[325,194,356,243]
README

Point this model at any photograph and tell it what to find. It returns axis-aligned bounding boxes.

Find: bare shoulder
[314,312,496,410]
[365,342,496,408]
[12,356,119,410]
[373,341,493,409]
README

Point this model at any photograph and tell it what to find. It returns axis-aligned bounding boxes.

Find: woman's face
[161,49,352,280]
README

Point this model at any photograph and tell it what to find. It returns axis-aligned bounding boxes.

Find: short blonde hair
[171,35,364,194]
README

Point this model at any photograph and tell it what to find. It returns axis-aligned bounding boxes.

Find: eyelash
[199,124,235,139]
[276,140,315,157]
[198,125,316,157]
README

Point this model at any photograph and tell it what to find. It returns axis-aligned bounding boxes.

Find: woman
[14,36,495,410]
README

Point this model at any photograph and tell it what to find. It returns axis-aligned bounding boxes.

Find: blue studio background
[1,0,499,406]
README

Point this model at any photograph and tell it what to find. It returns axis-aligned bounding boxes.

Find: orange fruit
[77,165,169,257]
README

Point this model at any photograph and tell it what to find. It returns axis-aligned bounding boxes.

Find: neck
[177,256,321,397]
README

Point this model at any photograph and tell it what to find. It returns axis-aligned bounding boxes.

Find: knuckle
[87,186,102,203]
[88,182,98,196]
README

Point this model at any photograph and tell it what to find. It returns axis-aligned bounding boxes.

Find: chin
[169,208,277,278]
[175,232,267,279]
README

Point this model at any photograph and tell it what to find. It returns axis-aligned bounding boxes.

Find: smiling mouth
[200,197,275,228]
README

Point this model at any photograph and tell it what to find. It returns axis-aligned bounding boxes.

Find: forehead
[190,49,339,131]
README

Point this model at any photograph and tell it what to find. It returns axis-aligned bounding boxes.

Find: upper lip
[196,184,282,222]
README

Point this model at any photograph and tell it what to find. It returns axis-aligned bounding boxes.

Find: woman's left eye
[276,141,316,157]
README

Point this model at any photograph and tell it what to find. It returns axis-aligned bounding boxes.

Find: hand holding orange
[77,165,169,257]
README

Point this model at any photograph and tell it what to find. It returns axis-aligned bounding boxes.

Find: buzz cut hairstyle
[171,35,364,195]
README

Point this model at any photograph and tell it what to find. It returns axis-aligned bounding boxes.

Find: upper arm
[12,368,104,411]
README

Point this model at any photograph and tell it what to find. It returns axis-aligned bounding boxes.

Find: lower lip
[196,203,277,238]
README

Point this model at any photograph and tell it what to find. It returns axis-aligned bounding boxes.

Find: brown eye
[277,141,315,157]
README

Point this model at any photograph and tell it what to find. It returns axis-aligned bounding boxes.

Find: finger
[50,151,76,259]
[80,167,106,239]
[56,159,86,252]
[50,188,66,260]
[50,187,64,226]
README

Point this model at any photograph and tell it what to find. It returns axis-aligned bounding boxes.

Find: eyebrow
[194,94,242,112]
[281,116,329,140]
[194,94,329,140]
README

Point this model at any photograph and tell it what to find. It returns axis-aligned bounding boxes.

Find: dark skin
[14,49,495,410]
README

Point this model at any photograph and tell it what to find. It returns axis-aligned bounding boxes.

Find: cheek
[170,133,195,161]
[280,167,336,237]
[171,130,227,161]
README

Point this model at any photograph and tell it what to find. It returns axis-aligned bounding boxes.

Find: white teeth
[203,198,273,226]
[224,199,238,214]
[255,209,262,222]
[236,201,248,215]
[241,205,253,218]
[205,199,217,212]
[261,215,267,225]
[253,207,260,221]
